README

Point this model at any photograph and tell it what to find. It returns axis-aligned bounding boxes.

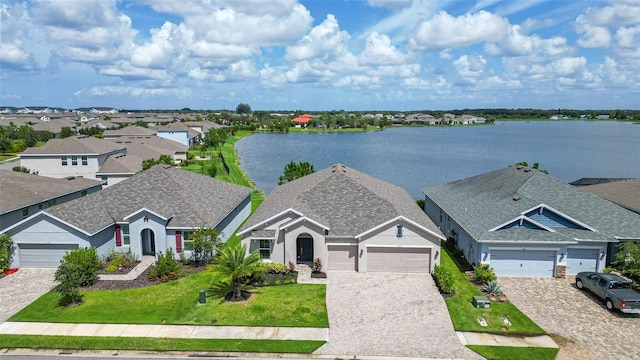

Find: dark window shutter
[176,231,182,253]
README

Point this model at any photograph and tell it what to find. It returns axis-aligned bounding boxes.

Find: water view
[236,121,640,199]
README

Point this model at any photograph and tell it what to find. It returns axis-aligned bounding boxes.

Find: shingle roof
[97,136,187,174]
[155,122,200,138]
[423,167,640,242]
[45,165,252,234]
[103,125,157,137]
[240,164,442,237]
[21,136,124,155]
[579,179,640,214]
[0,170,101,214]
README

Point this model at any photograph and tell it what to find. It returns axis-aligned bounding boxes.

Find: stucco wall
[216,195,252,241]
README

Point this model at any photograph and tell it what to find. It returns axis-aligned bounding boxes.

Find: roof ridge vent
[513,196,521,201]
[523,167,531,172]
[516,165,523,170]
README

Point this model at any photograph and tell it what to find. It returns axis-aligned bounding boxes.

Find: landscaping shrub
[101,251,138,273]
[54,247,100,306]
[259,262,288,274]
[312,258,322,272]
[433,264,455,294]
[148,249,184,282]
[0,234,13,272]
[474,264,497,284]
[483,280,502,296]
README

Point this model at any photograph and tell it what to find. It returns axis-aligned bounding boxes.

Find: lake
[235,121,640,199]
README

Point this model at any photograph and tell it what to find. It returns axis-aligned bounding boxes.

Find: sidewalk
[456,331,558,348]
[0,322,329,341]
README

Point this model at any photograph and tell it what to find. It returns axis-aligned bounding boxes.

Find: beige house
[238,164,444,273]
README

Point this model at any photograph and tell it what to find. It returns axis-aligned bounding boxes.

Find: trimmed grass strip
[0,335,324,353]
[467,345,558,360]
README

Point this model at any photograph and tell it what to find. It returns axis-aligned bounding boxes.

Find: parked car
[576,272,640,313]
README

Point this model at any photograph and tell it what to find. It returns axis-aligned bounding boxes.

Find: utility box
[473,295,490,309]
[199,290,206,304]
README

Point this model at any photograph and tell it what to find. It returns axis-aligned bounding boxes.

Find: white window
[183,231,194,250]
[71,156,78,165]
[259,239,271,259]
[81,156,88,165]
[122,225,130,245]
[61,156,68,166]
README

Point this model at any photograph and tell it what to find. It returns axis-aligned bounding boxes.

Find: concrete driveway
[0,268,57,322]
[500,276,640,360]
[314,271,482,359]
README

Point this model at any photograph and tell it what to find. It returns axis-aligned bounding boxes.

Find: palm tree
[210,243,261,301]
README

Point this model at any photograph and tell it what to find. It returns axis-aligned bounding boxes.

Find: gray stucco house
[238,164,444,273]
[4,165,252,268]
[423,166,640,277]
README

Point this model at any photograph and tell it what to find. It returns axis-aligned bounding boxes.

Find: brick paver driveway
[500,276,640,360]
[314,271,482,359]
[0,269,57,322]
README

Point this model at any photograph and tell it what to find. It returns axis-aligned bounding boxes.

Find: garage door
[367,247,431,273]
[490,250,555,277]
[18,243,78,268]
[566,248,599,275]
[327,245,357,270]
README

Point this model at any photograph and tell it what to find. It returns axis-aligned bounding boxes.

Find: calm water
[235,121,640,199]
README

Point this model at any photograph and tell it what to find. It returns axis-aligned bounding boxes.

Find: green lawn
[441,248,545,335]
[468,345,558,360]
[10,267,328,328]
[0,335,324,353]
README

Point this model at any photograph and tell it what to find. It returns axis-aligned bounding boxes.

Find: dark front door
[297,237,313,262]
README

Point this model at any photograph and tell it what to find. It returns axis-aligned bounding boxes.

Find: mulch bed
[84,264,208,291]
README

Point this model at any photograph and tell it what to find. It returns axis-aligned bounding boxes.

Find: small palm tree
[210,243,261,301]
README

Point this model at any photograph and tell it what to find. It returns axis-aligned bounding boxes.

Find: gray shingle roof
[241,164,442,237]
[579,179,640,214]
[103,125,157,137]
[0,170,101,214]
[45,165,252,234]
[423,167,640,243]
[21,136,124,155]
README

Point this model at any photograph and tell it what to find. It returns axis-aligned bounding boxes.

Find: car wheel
[606,298,615,311]
[576,279,584,289]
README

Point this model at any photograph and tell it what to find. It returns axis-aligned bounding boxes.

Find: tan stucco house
[238,164,444,273]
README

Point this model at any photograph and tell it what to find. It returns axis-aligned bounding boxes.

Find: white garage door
[566,248,599,275]
[19,243,78,268]
[327,245,357,271]
[490,250,555,277]
[367,247,431,273]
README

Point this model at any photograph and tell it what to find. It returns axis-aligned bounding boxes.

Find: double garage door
[327,245,431,273]
[18,243,78,268]
[368,247,431,273]
[490,250,555,277]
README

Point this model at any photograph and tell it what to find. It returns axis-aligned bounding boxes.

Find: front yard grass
[0,335,324,353]
[10,267,328,328]
[441,247,545,335]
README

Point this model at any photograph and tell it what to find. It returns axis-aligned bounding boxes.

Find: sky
[1,0,639,111]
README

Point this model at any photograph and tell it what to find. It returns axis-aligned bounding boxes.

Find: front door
[297,236,313,262]
[142,229,156,255]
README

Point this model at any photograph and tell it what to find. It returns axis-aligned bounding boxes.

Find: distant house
[423,166,640,277]
[578,179,640,215]
[155,122,201,146]
[103,125,157,139]
[597,114,610,119]
[239,164,444,273]
[180,120,228,137]
[292,114,313,127]
[20,136,126,181]
[0,170,102,232]
[4,165,252,268]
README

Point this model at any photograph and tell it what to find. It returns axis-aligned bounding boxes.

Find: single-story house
[423,166,640,277]
[0,170,102,232]
[238,164,444,273]
[4,165,252,268]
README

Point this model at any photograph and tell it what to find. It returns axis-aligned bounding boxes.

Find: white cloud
[453,55,487,81]
[575,23,611,48]
[616,25,640,48]
[549,57,587,77]
[403,76,449,90]
[335,75,382,88]
[285,15,350,61]
[412,10,509,50]
[74,86,173,97]
[358,32,407,65]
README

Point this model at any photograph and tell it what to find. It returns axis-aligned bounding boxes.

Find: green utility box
[199,290,206,304]
[473,295,490,309]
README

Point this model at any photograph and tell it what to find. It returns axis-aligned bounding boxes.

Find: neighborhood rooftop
[20,135,125,155]
[41,165,252,234]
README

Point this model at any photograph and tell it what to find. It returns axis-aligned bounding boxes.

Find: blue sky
[1,0,639,111]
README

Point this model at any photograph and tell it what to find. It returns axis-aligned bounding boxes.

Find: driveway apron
[500,276,640,360]
[0,269,57,323]
[314,271,482,359]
